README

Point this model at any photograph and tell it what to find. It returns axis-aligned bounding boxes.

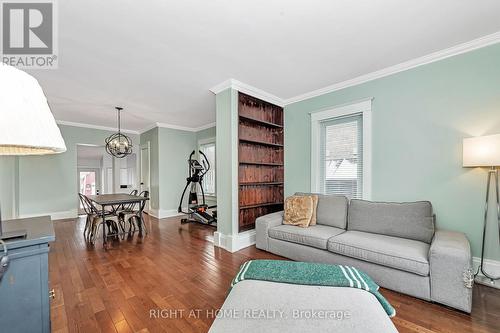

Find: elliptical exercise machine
[178,150,217,227]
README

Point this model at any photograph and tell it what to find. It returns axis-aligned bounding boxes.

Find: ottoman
[209,280,398,333]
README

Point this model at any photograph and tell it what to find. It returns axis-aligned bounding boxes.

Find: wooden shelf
[240,202,284,210]
[239,161,284,166]
[238,92,284,233]
[240,182,284,186]
[239,138,283,147]
[239,115,283,128]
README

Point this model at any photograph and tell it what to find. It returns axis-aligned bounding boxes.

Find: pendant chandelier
[105,106,133,158]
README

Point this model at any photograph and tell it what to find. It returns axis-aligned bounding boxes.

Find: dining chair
[120,190,149,234]
[84,195,121,243]
[118,189,139,212]
[78,193,93,239]
[115,189,139,231]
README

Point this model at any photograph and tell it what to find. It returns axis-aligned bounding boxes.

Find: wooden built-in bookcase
[238,92,284,232]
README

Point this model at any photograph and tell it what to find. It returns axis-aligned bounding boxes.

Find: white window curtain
[319,113,363,199]
[200,142,216,196]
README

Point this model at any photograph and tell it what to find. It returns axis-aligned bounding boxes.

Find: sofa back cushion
[295,192,348,229]
[347,199,435,243]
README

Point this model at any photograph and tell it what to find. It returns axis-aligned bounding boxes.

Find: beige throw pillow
[309,195,319,226]
[292,193,319,226]
[283,195,314,228]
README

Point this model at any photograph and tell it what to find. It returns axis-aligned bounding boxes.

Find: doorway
[78,168,101,214]
[77,144,139,215]
[79,169,100,195]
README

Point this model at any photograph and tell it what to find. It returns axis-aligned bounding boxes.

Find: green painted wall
[216,89,238,235]
[139,126,215,214]
[140,128,160,210]
[7,125,139,218]
[196,126,216,142]
[157,127,197,212]
[0,123,214,219]
[285,43,500,260]
[0,157,18,220]
[196,126,217,206]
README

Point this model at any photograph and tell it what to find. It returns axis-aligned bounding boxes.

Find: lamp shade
[463,134,500,167]
[0,64,66,155]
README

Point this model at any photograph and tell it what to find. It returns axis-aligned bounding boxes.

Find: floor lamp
[0,64,67,239]
[463,134,500,282]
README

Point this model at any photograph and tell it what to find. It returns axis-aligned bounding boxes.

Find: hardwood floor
[49,215,500,333]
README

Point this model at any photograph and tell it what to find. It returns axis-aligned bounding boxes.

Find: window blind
[200,143,216,195]
[319,113,363,199]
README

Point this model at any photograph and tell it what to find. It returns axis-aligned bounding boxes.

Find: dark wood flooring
[49,215,500,333]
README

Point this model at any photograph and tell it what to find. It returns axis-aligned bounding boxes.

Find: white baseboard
[214,230,256,253]
[146,208,183,219]
[18,209,78,221]
[472,256,500,289]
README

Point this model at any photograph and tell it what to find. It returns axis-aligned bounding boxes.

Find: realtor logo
[1,0,58,68]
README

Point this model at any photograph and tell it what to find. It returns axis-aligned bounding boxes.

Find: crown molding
[284,31,500,105]
[156,122,200,132]
[210,79,284,107]
[139,121,216,134]
[137,123,158,134]
[155,122,203,132]
[211,31,500,107]
[56,120,140,135]
[194,122,216,132]
[59,32,500,137]
[209,79,234,94]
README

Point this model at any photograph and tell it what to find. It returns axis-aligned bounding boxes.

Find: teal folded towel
[230,259,396,317]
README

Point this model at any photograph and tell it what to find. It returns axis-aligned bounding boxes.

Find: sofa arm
[255,211,284,251]
[429,230,473,313]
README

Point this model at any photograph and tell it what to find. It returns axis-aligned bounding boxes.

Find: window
[199,140,216,196]
[311,100,371,199]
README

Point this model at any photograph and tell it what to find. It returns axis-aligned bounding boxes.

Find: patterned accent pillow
[283,195,314,228]
[309,195,319,226]
[290,193,319,226]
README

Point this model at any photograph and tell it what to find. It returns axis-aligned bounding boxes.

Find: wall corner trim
[209,79,284,107]
[214,230,256,253]
[146,209,182,219]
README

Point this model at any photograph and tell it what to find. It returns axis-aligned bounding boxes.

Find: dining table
[86,193,149,248]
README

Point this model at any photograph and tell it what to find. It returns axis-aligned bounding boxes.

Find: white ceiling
[28,0,500,132]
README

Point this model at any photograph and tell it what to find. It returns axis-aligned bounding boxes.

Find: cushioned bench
[209,280,398,333]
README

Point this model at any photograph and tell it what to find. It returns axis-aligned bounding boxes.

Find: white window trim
[198,137,216,197]
[310,99,372,200]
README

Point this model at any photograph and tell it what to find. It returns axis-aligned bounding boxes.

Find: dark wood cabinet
[238,93,284,232]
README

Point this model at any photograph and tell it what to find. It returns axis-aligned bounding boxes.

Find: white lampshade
[0,64,66,155]
[463,134,500,167]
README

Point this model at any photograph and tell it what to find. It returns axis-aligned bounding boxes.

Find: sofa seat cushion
[268,224,345,250]
[327,231,430,276]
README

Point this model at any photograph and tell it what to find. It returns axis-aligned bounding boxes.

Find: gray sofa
[256,194,473,313]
